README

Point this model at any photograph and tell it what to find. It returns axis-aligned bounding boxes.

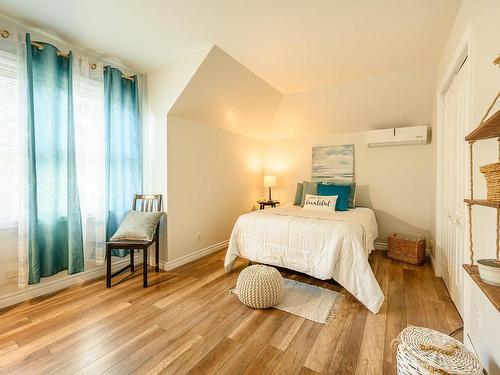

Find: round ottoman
[236,265,283,309]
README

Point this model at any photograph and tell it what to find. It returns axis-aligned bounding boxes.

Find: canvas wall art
[311,144,354,182]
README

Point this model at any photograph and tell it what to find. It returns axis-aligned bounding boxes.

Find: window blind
[0,43,21,228]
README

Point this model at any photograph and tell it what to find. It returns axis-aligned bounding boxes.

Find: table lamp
[263,175,276,202]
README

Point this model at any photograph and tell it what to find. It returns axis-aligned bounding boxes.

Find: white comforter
[224,206,384,313]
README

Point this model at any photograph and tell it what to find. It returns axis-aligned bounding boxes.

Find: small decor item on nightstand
[393,326,482,375]
[387,233,426,265]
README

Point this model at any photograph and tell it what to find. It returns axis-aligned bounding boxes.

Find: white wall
[0,228,17,286]
[145,47,211,196]
[145,48,210,261]
[434,0,500,371]
[264,132,434,243]
[269,64,437,139]
[264,65,437,244]
[149,49,438,263]
[159,45,283,263]
[167,116,263,260]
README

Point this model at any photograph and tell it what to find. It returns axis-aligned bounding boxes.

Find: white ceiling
[0,0,459,93]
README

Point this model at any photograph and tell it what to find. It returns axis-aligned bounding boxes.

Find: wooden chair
[106,194,163,288]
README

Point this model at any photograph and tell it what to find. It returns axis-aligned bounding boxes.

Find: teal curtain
[26,34,84,284]
[104,66,142,256]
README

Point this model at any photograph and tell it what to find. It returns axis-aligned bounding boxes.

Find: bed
[224,205,384,313]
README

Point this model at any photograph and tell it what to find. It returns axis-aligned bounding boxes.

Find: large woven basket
[388,233,426,265]
[480,162,500,202]
[394,326,482,375]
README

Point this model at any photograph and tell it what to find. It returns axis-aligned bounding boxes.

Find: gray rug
[231,278,343,324]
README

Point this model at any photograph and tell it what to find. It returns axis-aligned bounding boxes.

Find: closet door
[441,58,468,316]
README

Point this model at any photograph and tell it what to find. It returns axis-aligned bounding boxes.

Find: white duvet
[224,206,384,313]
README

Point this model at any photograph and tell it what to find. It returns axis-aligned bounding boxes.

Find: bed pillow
[348,182,356,208]
[110,210,163,241]
[317,183,351,211]
[321,181,356,208]
[300,181,318,206]
[303,194,338,212]
[293,182,304,206]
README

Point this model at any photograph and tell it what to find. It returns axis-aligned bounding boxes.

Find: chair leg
[143,247,148,288]
[130,250,135,272]
[155,240,160,272]
[106,245,112,288]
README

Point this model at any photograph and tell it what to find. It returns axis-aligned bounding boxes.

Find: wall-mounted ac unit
[366,125,428,147]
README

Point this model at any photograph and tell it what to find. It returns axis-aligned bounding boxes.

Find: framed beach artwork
[311,144,354,183]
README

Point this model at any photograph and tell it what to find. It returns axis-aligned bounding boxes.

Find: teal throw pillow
[317,183,351,211]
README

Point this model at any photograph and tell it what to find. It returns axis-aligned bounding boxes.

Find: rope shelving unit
[463,59,500,310]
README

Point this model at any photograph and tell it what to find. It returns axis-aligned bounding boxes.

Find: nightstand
[257,200,279,210]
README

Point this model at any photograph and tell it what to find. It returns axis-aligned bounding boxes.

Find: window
[0,41,21,228]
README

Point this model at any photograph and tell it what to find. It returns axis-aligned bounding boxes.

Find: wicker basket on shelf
[393,326,483,375]
[387,233,426,265]
[479,162,500,202]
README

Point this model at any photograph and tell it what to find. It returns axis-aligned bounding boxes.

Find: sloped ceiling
[0,0,460,93]
[269,64,438,139]
[169,46,283,140]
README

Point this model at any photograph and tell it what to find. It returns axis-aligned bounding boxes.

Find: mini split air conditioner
[366,125,428,147]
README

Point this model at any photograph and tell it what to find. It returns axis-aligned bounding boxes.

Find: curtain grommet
[1,30,9,38]
[90,63,97,70]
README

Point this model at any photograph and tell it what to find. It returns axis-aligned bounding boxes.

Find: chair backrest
[132,194,162,212]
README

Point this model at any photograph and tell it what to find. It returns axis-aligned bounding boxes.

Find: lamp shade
[263,175,277,188]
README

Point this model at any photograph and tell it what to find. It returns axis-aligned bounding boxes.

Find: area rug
[231,278,343,324]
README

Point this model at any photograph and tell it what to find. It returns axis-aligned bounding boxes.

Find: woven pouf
[393,326,482,375]
[236,265,283,309]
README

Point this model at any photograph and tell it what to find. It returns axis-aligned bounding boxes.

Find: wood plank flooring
[0,250,462,375]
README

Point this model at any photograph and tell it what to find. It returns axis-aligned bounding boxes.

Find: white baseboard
[0,257,141,309]
[159,240,228,271]
[428,249,438,273]
[0,240,229,309]
[374,241,388,251]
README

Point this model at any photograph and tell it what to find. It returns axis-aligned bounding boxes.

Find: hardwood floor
[0,250,462,375]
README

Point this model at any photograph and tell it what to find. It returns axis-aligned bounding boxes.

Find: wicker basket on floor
[387,233,426,265]
[480,162,500,202]
[393,326,483,375]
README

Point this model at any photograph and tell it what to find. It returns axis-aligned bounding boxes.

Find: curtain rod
[32,40,134,80]
[30,40,70,58]
[2,29,133,79]
[103,65,135,81]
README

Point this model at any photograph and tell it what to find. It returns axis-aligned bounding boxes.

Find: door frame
[435,25,471,297]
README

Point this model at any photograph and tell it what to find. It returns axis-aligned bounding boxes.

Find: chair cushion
[107,239,153,247]
[110,210,162,241]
